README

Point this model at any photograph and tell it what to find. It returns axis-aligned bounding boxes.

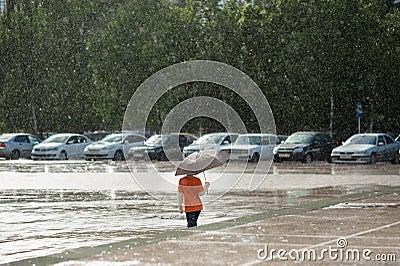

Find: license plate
[340,156,352,160]
[134,152,143,158]
[279,153,291,158]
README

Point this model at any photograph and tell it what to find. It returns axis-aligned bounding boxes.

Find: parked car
[277,135,288,144]
[183,132,239,158]
[31,133,92,160]
[397,134,400,156]
[331,133,400,164]
[84,133,146,161]
[84,131,111,142]
[273,132,337,163]
[222,133,279,162]
[115,129,151,138]
[129,133,197,161]
[0,133,42,160]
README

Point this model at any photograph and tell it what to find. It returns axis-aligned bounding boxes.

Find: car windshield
[235,135,261,145]
[0,134,14,142]
[345,135,377,145]
[285,134,314,144]
[101,134,123,143]
[43,135,69,143]
[194,134,225,145]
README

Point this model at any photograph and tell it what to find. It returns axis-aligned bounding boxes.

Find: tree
[1,0,399,138]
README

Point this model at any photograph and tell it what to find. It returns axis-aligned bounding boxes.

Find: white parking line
[301,220,400,250]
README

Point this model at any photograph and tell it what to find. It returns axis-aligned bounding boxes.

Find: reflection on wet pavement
[0,184,386,264]
[0,159,399,264]
[1,159,399,175]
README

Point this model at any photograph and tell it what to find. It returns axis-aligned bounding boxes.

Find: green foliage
[0,0,399,139]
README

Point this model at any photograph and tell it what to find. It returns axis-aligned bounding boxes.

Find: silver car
[331,133,400,164]
[0,133,42,160]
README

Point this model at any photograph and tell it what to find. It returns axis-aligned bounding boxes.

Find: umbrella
[175,150,229,176]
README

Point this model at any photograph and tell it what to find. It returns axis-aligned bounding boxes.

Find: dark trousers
[186,210,201,228]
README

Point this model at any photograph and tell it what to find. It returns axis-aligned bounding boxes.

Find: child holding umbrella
[177,173,210,227]
[176,150,228,227]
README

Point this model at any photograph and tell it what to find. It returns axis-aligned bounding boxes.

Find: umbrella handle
[203,172,208,195]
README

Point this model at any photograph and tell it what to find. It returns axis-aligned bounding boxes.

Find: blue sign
[357,102,362,118]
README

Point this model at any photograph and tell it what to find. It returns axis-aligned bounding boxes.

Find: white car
[182,132,239,158]
[31,133,92,160]
[84,133,146,161]
[222,133,279,162]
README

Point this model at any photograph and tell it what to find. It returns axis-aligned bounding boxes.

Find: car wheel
[273,157,282,163]
[303,154,312,163]
[60,151,68,160]
[369,153,377,164]
[391,151,399,164]
[113,150,125,161]
[158,151,167,161]
[10,149,20,160]
[250,153,260,163]
[326,155,332,163]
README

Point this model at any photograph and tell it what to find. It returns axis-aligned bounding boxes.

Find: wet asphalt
[0,159,399,265]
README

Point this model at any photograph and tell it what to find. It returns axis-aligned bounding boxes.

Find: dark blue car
[273,132,337,163]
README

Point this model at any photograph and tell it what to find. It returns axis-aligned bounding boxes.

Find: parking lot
[70,189,399,265]
[0,159,399,265]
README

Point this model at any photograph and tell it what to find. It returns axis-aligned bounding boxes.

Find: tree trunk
[329,87,334,137]
[369,101,374,133]
[156,102,163,134]
[28,0,38,135]
[31,103,38,135]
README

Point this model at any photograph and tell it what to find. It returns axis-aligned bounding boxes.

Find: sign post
[357,102,362,134]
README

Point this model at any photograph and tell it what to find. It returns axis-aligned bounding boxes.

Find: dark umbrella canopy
[175,150,229,176]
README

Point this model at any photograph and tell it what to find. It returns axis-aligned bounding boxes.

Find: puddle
[0,185,376,264]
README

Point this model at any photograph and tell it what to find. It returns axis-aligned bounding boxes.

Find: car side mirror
[222,140,230,145]
[124,140,129,144]
[378,142,385,146]
[280,140,285,144]
[67,140,73,145]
